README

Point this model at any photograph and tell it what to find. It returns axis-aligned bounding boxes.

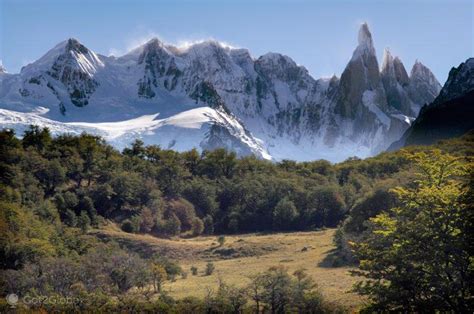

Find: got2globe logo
[6,294,19,308]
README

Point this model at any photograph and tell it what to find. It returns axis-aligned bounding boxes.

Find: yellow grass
[93,227,363,309]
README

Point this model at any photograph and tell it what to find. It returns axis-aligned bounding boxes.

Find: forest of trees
[0,126,472,312]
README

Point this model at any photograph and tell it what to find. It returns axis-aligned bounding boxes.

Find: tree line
[1,126,472,312]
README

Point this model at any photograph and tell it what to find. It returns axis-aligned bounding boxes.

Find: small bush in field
[205,262,215,276]
[217,235,225,246]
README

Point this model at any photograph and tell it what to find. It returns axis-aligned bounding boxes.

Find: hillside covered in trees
[0,126,472,312]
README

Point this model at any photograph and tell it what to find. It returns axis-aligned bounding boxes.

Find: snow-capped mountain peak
[0,24,443,162]
[22,38,103,77]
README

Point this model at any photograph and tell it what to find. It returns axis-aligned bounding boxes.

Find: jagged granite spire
[381,48,394,73]
[408,60,442,111]
[381,48,412,114]
[336,22,385,118]
[357,22,375,54]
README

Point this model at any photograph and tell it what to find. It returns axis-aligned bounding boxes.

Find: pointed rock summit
[357,22,375,52]
[64,38,90,54]
[0,25,445,162]
[381,48,412,114]
[408,60,442,110]
[381,48,394,73]
[337,23,384,118]
[381,48,408,85]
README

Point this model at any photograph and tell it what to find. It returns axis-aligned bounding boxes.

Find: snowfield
[0,106,272,160]
[0,23,442,162]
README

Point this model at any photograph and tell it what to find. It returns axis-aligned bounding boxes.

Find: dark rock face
[137,39,182,98]
[381,50,412,115]
[433,58,474,105]
[202,123,254,156]
[389,58,474,149]
[407,61,442,110]
[47,39,100,107]
[336,23,385,119]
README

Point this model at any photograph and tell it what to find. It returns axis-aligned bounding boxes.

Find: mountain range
[390,58,474,149]
[0,23,445,161]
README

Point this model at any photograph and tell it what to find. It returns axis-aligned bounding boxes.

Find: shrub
[121,219,134,233]
[205,262,215,276]
[190,266,198,276]
[167,198,196,231]
[191,217,204,236]
[217,235,225,246]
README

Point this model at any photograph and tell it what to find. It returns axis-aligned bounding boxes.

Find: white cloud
[125,31,163,51]
[107,48,123,57]
[107,31,240,57]
[107,31,163,57]
[174,38,238,51]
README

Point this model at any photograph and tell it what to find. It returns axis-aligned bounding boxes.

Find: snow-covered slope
[0,23,442,162]
[0,106,270,159]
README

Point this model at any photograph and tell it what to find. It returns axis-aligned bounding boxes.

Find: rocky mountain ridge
[0,23,442,161]
[389,58,474,149]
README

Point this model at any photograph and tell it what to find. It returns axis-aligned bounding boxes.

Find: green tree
[182,178,218,216]
[64,209,77,227]
[199,148,237,179]
[123,139,146,159]
[257,265,292,313]
[37,159,66,196]
[272,197,298,231]
[22,125,52,152]
[310,186,346,228]
[150,263,167,292]
[164,213,181,236]
[139,207,155,233]
[167,198,197,231]
[77,196,98,226]
[203,215,214,235]
[191,217,204,236]
[77,210,91,233]
[352,150,472,312]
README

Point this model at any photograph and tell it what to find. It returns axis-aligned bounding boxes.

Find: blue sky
[1,0,472,83]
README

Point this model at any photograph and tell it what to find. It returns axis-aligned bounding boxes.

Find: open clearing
[92,227,363,309]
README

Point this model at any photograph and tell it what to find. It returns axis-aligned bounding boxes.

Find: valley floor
[92,227,363,309]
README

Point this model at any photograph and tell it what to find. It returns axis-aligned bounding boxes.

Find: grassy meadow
[93,225,363,309]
